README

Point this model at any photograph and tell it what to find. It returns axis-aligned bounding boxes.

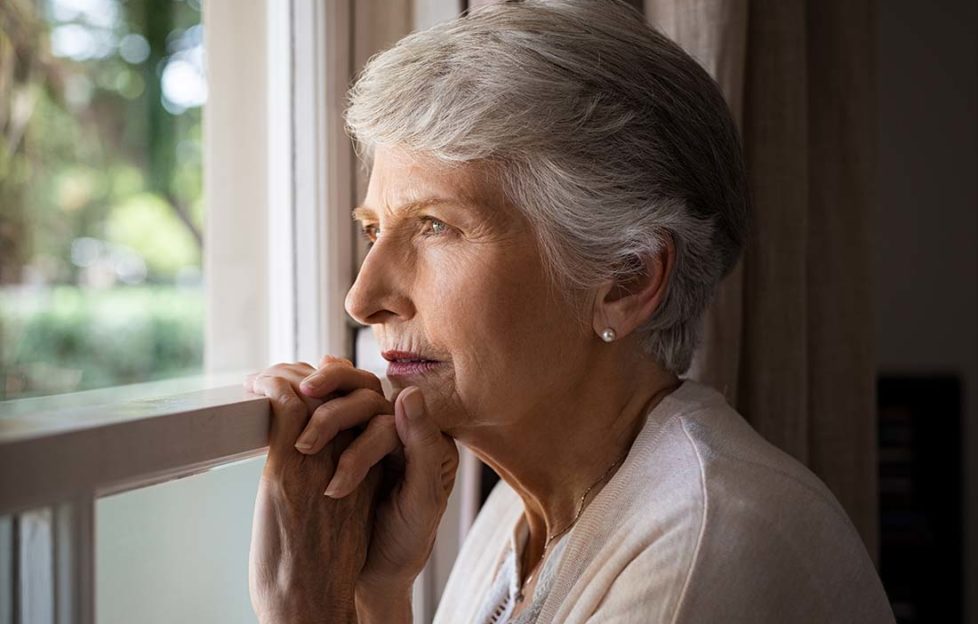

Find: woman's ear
[591,235,676,341]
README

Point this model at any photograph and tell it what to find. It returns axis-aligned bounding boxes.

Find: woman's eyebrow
[351,206,374,222]
[351,197,474,222]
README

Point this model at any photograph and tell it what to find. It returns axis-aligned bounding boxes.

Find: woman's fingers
[243,372,258,392]
[319,354,354,368]
[294,388,392,455]
[324,414,401,498]
[251,375,309,455]
[394,387,459,506]
[245,362,318,408]
[245,359,399,499]
[300,360,383,398]
[243,362,316,398]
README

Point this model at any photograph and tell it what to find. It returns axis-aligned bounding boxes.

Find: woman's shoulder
[610,380,861,554]
[545,380,892,623]
[629,380,849,523]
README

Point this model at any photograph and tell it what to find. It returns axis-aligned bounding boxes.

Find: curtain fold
[645,0,749,408]
[803,0,877,560]
[647,0,878,557]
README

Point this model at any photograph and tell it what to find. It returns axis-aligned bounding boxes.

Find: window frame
[0,380,268,624]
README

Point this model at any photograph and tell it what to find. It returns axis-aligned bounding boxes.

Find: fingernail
[294,431,318,453]
[323,477,344,498]
[403,388,423,420]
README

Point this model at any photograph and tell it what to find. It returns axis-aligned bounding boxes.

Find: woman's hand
[245,357,459,622]
[245,362,383,624]
[296,356,459,617]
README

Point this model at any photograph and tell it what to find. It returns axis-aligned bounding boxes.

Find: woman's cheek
[420,248,502,323]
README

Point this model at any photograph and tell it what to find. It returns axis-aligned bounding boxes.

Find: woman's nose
[344,243,415,326]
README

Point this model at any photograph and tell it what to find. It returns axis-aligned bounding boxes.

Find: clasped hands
[244,356,459,623]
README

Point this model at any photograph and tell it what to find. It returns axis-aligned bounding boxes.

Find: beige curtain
[648,0,879,557]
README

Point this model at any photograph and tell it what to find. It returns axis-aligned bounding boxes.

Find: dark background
[876,0,976,622]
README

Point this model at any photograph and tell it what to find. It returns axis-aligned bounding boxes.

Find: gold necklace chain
[516,381,682,603]
[544,451,627,549]
[516,450,628,602]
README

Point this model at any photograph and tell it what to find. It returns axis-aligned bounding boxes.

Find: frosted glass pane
[96,458,262,624]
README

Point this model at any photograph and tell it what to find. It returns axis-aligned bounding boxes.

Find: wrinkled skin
[246,358,458,623]
[247,362,382,623]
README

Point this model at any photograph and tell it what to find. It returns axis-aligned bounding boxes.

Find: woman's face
[345,146,593,435]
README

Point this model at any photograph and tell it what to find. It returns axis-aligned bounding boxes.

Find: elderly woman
[245,1,895,623]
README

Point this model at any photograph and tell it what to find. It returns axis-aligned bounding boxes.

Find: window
[0,0,207,401]
[1,2,478,623]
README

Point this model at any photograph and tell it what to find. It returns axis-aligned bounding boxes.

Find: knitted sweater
[433,380,895,623]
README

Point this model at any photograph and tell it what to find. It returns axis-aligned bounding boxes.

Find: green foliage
[106,192,200,276]
[2,0,204,286]
[0,0,204,400]
[0,286,203,400]
[1,0,207,400]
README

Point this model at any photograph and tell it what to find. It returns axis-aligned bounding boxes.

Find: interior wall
[876,1,977,622]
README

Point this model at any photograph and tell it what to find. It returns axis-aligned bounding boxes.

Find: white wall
[203,0,269,374]
[876,1,977,622]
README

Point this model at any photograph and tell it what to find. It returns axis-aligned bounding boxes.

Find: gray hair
[346,0,749,374]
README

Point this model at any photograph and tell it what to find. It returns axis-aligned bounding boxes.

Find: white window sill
[0,373,268,515]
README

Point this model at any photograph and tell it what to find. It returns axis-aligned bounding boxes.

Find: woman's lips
[381,350,445,378]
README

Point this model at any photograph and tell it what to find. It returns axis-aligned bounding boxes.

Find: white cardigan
[434,380,895,623]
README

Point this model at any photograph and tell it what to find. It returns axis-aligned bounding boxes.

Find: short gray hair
[346,0,749,374]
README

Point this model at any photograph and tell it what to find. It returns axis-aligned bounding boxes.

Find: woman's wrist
[355,583,413,624]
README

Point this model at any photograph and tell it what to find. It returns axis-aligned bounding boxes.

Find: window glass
[97,458,262,624]
[0,0,205,400]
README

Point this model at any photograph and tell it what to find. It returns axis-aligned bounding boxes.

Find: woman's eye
[360,224,380,246]
[422,217,449,236]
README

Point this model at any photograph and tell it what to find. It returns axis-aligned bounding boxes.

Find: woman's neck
[456,352,680,565]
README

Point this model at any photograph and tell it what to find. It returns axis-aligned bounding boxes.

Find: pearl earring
[600,328,617,343]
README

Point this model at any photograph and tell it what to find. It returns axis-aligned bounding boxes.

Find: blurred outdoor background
[0,0,206,400]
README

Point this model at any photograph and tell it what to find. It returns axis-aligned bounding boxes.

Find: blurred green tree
[0,0,206,399]
[1,0,204,285]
